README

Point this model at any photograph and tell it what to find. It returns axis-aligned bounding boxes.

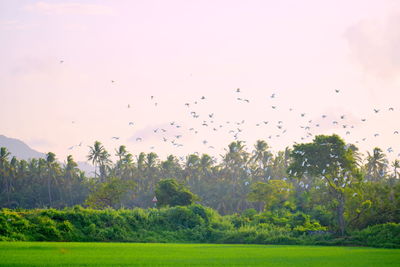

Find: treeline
[1,205,399,248]
[0,135,399,235]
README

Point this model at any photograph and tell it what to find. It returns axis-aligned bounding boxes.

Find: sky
[1,0,400,164]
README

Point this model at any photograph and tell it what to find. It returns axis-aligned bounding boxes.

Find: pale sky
[1,0,400,164]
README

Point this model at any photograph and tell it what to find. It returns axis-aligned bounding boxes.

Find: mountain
[0,135,94,175]
[0,134,45,160]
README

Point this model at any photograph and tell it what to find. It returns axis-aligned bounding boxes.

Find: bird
[335,89,340,93]
[236,88,240,93]
[129,122,134,126]
[394,131,399,134]
[374,109,380,113]
[136,138,142,142]
[111,80,115,83]
[60,60,64,64]
[389,107,394,111]
[271,93,276,98]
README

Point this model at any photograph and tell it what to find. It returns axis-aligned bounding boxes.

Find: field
[0,242,399,266]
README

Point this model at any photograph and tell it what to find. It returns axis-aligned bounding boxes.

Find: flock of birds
[60,57,399,170]
[58,68,399,194]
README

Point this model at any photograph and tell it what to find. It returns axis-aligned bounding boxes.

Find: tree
[287,134,361,235]
[64,155,80,206]
[155,179,199,207]
[87,141,111,180]
[0,147,11,206]
[365,148,388,182]
[85,177,135,209]
[45,152,61,206]
[250,140,272,178]
[391,160,400,180]
[248,180,292,211]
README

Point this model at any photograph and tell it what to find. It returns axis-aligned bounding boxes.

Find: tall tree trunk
[337,192,345,236]
[47,177,52,206]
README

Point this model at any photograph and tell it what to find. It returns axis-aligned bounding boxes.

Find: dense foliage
[0,206,399,248]
[0,134,399,238]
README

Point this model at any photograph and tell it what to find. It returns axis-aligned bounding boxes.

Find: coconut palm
[392,160,400,179]
[45,152,60,206]
[0,147,11,205]
[366,148,388,181]
[87,141,110,180]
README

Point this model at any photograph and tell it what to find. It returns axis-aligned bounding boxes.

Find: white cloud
[25,1,115,16]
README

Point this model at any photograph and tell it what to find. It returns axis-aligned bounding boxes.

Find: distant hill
[0,135,94,175]
[0,134,45,160]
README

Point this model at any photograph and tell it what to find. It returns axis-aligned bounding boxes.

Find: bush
[350,223,400,248]
[0,206,397,248]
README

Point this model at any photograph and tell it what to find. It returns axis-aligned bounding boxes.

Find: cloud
[344,13,400,83]
[25,1,115,16]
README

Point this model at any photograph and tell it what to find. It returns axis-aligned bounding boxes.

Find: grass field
[0,242,399,266]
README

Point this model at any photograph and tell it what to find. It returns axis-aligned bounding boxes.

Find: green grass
[0,242,399,266]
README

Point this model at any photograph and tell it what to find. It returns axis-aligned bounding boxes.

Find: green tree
[288,134,361,235]
[0,147,11,206]
[391,160,400,179]
[248,180,292,211]
[365,148,388,182]
[45,152,61,206]
[87,141,111,180]
[85,177,135,209]
[155,179,199,207]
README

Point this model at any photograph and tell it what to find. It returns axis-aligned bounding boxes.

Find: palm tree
[87,141,108,180]
[0,147,11,206]
[64,155,79,206]
[45,152,59,206]
[392,160,400,179]
[348,144,363,167]
[366,148,388,182]
[250,140,272,178]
